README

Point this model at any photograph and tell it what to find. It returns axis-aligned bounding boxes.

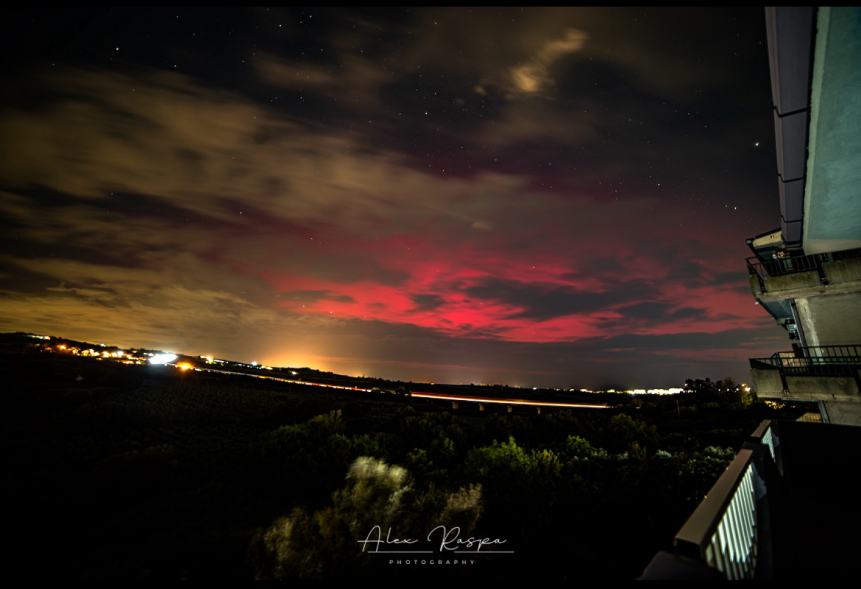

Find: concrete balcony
[747,247,861,301]
[747,249,861,349]
[749,345,861,403]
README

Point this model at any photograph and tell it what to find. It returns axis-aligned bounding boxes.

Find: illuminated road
[189,365,375,392]
[410,391,611,409]
[184,365,611,410]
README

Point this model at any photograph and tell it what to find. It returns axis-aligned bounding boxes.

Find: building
[746,7,861,426]
[642,8,861,580]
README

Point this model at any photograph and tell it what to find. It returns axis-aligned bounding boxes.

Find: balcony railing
[674,449,759,579]
[751,419,778,466]
[644,420,861,579]
[746,246,861,293]
[750,345,861,377]
[642,420,779,580]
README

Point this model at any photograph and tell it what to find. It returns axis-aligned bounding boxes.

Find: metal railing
[674,450,759,579]
[746,246,861,293]
[751,419,778,466]
[750,345,861,377]
[671,420,778,580]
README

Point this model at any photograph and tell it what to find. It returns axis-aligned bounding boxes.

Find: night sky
[0,7,789,388]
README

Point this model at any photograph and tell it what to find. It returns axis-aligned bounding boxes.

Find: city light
[624,388,684,395]
[149,353,177,365]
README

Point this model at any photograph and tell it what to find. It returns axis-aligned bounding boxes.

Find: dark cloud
[411,293,446,311]
[610,302,710,323]
[465,277,657,320]
[281,290,355,304]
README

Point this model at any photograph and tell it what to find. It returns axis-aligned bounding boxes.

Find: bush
[251,456,485,579]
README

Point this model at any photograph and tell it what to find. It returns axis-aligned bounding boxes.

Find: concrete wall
[754,366,861,406]
[749,274,763,297]
[762,270,820,293]
[823,257,861,284]
[751,367,785,397]
[823,400,861,426]
[803,7,861,255]
[795,293,861,346]
[785,375,860,400]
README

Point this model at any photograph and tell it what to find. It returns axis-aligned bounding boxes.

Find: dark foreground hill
[1,350,799,581]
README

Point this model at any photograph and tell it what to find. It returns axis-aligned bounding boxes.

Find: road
[186,365,611,410]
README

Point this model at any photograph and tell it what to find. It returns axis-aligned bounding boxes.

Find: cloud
[509,28,589,94]
[281,290,355,304]
[0,7,782,386]
[0,255,293,354]
[411,294,446,312]
[0,65,767,348]
[464,277,655,321]
[255,52,392,111]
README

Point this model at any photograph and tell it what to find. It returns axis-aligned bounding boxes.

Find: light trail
[184,366,611,409]
[410,391,611,409]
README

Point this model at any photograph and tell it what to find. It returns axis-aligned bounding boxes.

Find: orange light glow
[411,391,611,409]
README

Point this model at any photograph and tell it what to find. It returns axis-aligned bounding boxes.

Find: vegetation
[2,350,804,581]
